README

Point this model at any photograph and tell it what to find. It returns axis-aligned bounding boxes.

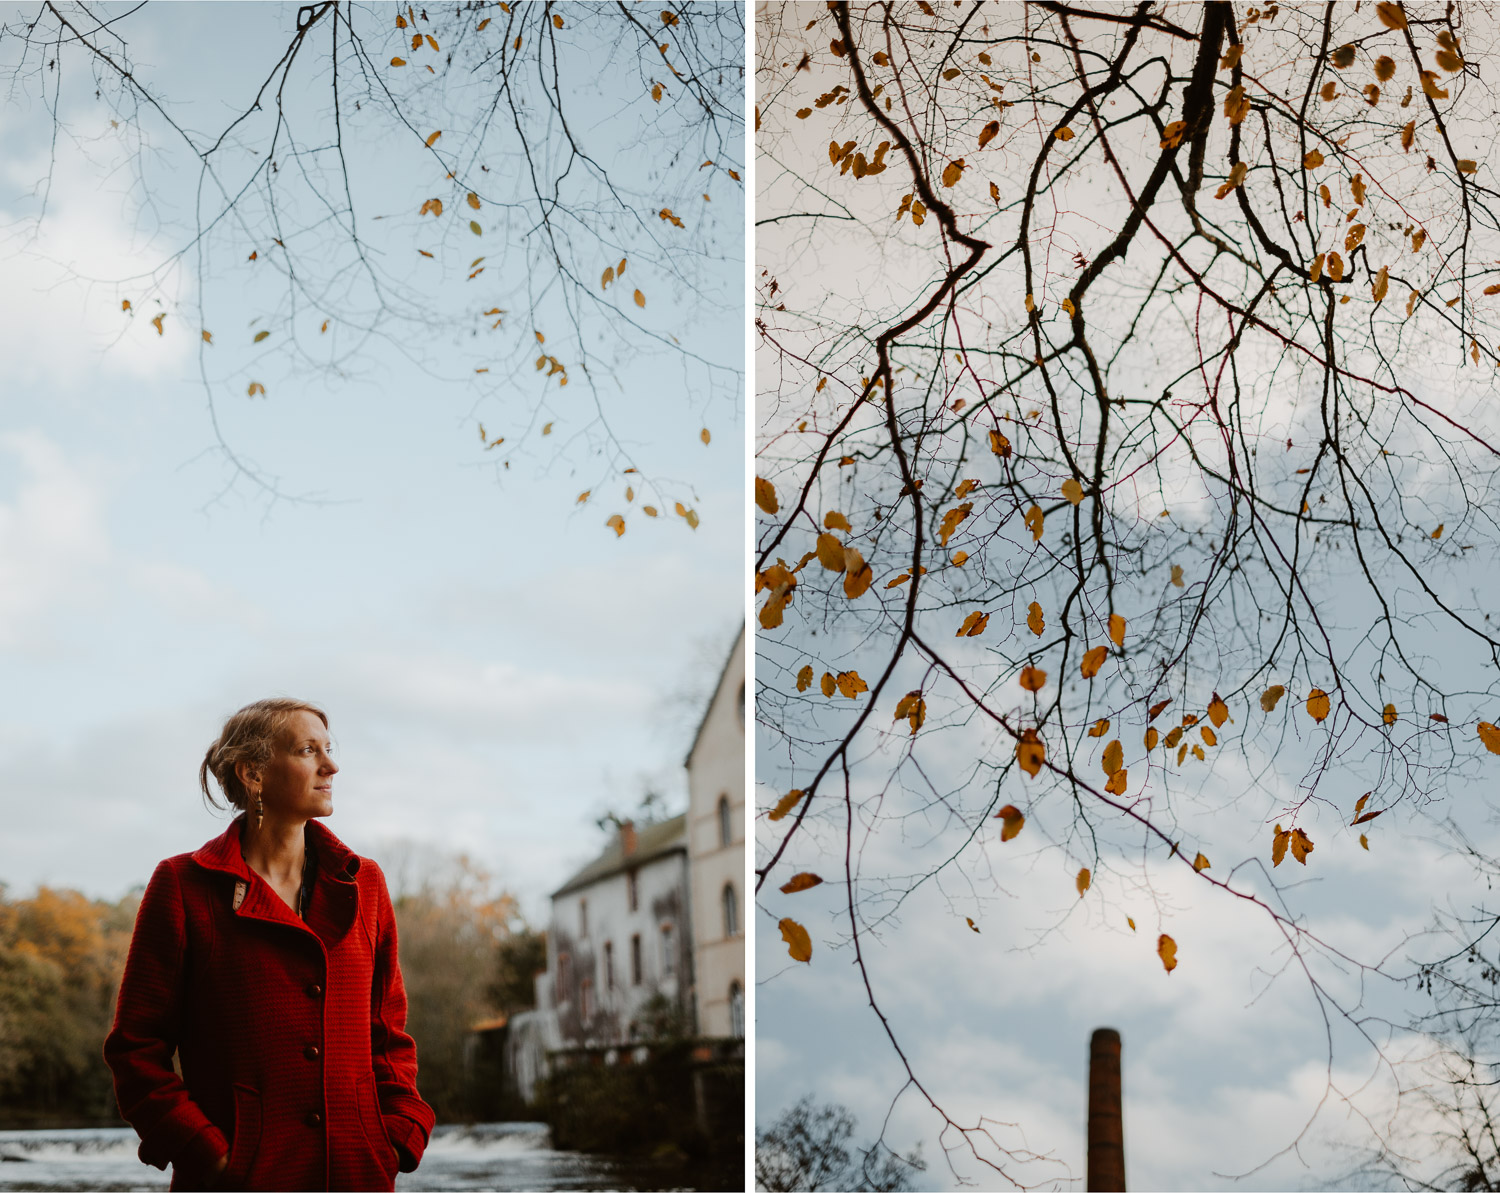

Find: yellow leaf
[843,550,873,598]
[247,382,266,397]
[150,313,166,335]
[685,508,699,530]
[476,17,489,30]
[1361,833,1370,850]
[1081,645,1108,679]
[755,477,779,514]
[1089,719,1110,738]
[1373,265,1390,303]
[467,192,481,210]
[939,503,973,547]
[201,330,212,344]
[815,533,846,572]
[1377,1,1407,28]
[652,83,663,102]
[958,610,990,638]
[996,803,1025,841]
[1056,126,1076,141]
[820,672,835,697]
[1207,694,1228,727]
[1479,721,1500,754]
[769,790,805,821]
[606,514,625,537]
[1170,564,1185,587]
[1200,726,1217,747]
[1261,684,1285,712]
[1016,730,1045,778]
[1102,739,1123,776]
[1159,120,1186,148]
[780,873,823,894]
[941,159,965,186]
[1193,852,1210,872]
[1158,933,1178,973]
[552,13,563,26]
[835,670,868,699]
[796,665,813,692]
[1061,297,1076,317]
[425,34,438,51]
[253,329,270,343]
[1018,665,1046,691]
[1303,149,1325,169]
[1289,827,1314,864]
[1027,601,1044,636]
[1307,688,1331,722]
[1076,868,1091,897]
[390,56,406,66]
[1127,916,1137,931]
[121,299,132,312]
[470,220,482,236]
[1024,504,1044,541]
[978,120,999,149]
[542,422,554,436]
[1062,478,1084,505]
[634,289,646,308]
[426,130,442,148]
[1144,727,1159,749]
[700,428,711,445]
[990,429,1012,458]
[779,917,812,963]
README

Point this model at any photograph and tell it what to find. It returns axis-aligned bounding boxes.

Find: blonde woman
[105,697,434,1191]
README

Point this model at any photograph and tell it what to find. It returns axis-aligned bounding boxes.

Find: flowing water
[0,1123,735,1191]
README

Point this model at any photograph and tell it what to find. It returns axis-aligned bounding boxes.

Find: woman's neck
[240,814,307,887]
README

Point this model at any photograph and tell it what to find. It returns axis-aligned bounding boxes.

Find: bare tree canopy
[1,0,744,517]
[756,0,1500,1184]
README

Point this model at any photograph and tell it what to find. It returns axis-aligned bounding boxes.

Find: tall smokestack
[1087,1027,1125,1191]
[620,819,637,857]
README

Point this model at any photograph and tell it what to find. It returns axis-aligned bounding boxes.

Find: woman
[104,698,435,1191]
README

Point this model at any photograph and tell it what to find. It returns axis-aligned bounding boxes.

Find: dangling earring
[254,792,265,831]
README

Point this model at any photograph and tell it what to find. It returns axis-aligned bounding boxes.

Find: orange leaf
[1088,719,1110,738]
[780,872,823,894]
[1016,730,1045,778]
[1193,852,1210,872]
[1027,601,1044,636]
[426,130,442,148]
[1261,685,1285,712]
[768,789,805,821]
[1158,934,1178,973]
[958,610,990,638]
[1081,645,1108,679]
[1018,665,1046,691]
[754,477,779,514]
[1479,722,1500,754]
[1024,504,1044,541]
[779,918,812,963]
[996,804,1025,841]
[1109,614,1126,647]
[1307,688,1331,722]
[1076,867,1091,897]
[1105,768,1127,795]
[634,289,646,308]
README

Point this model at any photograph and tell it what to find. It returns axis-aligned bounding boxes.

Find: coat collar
[191,815,361,881]
[192,816,361,944]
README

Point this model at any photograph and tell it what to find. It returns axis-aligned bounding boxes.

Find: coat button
[305,983,322,997]
[304,1044,320,1060]
[305,1111,323,1127]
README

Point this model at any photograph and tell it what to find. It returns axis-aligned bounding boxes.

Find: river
[0,1123,739,1191]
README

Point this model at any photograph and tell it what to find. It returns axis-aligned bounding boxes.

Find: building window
[630,933,642,986]
[557,952,571,1002]
[580,978,593,1020]
[604,941,614,990]
[660,923,676,977]
[722,882,739,937]
[729,980,744,1038]
[579,897,588,938]
[626,869,638,912]
[718,795,732,848]
[737,680,745,728]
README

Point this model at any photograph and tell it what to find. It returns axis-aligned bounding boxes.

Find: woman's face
[259,709,338,820]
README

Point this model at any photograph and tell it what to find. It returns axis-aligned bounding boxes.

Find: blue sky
[0,2,744,920]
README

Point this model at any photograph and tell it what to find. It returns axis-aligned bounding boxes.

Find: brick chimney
[1087,1027,1126,1191]
[620,819,637,857]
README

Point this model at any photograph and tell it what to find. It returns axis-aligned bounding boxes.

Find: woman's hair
[199,697,329,812]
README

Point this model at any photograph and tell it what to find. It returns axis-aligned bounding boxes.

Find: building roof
[551,812,687,900]
[684,623,745,767]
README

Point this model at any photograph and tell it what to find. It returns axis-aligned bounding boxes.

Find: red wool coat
[104,818,436,1191]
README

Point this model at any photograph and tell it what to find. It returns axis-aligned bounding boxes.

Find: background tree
[1,0,743,521]
[756,0,1500,1184]
[755,1096,924,1193]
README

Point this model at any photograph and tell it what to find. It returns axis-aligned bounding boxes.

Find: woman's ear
[235,759,262,792]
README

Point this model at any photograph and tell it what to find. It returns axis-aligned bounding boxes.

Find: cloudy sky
[0,2,744,921]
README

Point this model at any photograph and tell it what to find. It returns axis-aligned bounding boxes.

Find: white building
[685,625,745,1038]
[546,815,692,1047]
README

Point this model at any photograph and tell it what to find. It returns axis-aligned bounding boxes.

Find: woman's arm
[103,860,229,1179]
[368,862,437,1171]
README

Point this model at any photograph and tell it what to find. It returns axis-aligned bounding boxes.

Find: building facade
[546,815,693,1047]
[685,625,746,1038]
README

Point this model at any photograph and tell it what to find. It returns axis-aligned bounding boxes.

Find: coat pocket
[356,1071,399,1182]
[224,1083,262,1189]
